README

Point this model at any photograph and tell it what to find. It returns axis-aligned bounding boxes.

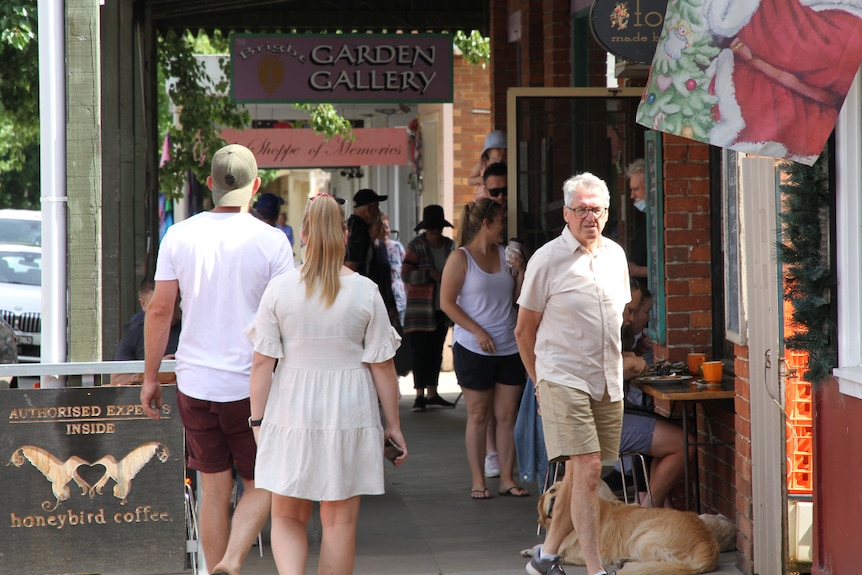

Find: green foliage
[453,30,490,67]
[778,153,835,384]
[158,30,353,198]
[0,0,39,208]
[158,30,251,199]
[292,104,353,141]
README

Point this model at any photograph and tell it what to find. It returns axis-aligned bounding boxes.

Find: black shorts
[453,342,527,391]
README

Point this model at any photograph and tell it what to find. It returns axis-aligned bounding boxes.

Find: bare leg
[270,495,313,575]
[462,387,493,494]
[537,460,574,556]
[646,419,691,507]
[210,476,272,574]
[494,383,527,493]
[197,470,234,572]
[318,496,362,575]
[569,452,604,575]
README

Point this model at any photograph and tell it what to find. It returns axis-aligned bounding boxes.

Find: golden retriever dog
[536,481,719,575]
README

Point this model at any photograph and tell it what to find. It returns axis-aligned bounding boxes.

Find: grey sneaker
[526,553,566,575]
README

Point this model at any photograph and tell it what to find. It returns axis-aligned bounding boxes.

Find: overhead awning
[144,0,489,36]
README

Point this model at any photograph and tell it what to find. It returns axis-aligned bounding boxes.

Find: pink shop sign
[220,128,408,168]
[230,34,453,104]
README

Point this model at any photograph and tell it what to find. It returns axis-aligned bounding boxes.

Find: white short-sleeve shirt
[155,211,294,402]
[517,226,630,401]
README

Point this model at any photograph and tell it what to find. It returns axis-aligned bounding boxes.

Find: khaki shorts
[537,380,623,462]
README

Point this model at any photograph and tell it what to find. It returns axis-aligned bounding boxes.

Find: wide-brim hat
[353,188,388,207]
[482,130,507,156]
[414,205,453,232]
[211,144,258,207]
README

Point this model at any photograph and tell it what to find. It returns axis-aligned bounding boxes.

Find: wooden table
[631,377,735,512]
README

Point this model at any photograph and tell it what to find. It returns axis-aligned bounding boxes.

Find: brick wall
[654,135,712,364]
[452,53,492,235]
[733,344,754,574]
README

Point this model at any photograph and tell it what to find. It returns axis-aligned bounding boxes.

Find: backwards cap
[211,144,258,207]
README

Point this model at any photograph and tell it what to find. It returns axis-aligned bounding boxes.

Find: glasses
[487,186,507,198]
[566,205,607,219]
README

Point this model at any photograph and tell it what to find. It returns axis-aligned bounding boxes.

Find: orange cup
[687,353,706,376]
[701,361,723,382]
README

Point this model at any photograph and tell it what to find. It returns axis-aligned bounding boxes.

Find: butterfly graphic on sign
[8,442,172,511]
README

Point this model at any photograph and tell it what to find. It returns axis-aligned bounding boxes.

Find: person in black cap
[345,188,388,276]
[402,205,457,412]
[254,192,284,226]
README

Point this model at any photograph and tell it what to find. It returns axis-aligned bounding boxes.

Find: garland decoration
[778,152,835,384]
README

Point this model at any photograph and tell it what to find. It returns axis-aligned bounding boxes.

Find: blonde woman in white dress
[246,194,407,575]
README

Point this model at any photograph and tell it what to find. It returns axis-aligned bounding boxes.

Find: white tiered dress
[245,269,400,501]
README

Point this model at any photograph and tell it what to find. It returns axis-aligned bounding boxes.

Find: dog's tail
[617,561,709,575]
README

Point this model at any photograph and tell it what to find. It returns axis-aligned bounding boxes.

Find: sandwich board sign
[0,386,186,574]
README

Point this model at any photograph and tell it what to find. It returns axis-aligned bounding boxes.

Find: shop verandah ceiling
[144,0,489,36]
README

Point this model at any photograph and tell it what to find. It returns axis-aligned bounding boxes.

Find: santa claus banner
[636,0,862,165]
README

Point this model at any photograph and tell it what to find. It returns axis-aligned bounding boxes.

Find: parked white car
[0,243,41,362]
[0,209,41,246]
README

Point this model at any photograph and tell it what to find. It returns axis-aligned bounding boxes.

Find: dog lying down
[526,481,736,575]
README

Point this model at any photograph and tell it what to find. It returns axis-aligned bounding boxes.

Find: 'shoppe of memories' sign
[0,386,185,575]
[220,127,407,168]
[231,34,453,103]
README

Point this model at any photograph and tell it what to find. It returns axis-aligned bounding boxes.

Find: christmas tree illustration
[636,0,720,142]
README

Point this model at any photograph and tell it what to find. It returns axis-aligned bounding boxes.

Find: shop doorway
[505,87,645,253]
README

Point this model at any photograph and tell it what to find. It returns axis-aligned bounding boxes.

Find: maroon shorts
[176,390,257,479]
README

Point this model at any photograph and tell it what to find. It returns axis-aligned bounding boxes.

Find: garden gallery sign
[590,0,668,64]
[0,386,185,574]
[231,34,454,103]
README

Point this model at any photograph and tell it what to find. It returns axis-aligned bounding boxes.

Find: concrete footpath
[178,371,743,575]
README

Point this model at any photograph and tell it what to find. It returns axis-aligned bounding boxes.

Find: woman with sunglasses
[246,194,406,575]
[440,197,528,500]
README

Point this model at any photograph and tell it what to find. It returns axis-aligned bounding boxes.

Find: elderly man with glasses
[515,172,630,575]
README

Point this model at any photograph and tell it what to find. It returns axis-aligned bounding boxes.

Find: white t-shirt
[155,211,294,401]
[517,227,630,401]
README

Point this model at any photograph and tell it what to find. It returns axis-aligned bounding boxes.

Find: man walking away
[141,144,294,575]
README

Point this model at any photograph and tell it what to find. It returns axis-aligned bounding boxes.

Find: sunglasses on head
[487,186,507,198]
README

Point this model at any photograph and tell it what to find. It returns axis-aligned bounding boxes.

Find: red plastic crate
[786,350,810,369]
[788,470,812,493]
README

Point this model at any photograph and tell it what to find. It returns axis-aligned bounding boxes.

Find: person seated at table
[110,294,181,386]
[620,281,693,507]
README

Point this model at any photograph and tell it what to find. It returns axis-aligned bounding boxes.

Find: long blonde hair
[300,195,346,307]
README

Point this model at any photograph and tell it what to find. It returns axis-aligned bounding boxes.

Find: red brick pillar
[655,135,712,364]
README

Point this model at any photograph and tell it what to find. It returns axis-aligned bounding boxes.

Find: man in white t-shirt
[141,144,294,575]
[515,172,629,575]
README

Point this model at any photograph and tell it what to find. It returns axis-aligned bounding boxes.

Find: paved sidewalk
[179,371,742,575]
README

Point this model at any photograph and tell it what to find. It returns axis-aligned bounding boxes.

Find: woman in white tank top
[440,198,529,500]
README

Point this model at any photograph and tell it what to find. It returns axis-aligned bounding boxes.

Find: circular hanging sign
[589,0,668,64]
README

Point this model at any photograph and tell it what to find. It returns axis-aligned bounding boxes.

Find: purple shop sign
[231,34,454,104]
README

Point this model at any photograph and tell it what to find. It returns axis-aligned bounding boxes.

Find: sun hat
[414,205,453,232]
[482,130,507,156]
[211,144,258,207]
[353,189,388,207]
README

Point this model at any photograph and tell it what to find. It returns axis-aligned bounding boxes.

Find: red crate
[786,350,810,369]
[790,399,812,420]
[788,470,812,493]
